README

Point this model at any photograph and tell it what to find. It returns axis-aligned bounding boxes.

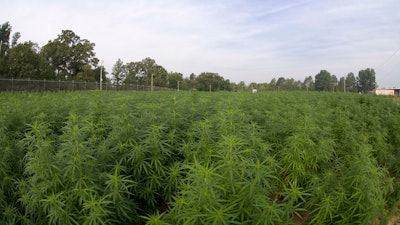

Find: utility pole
[343,76,346,92]
[100,61,103,90]
[151,74,154,92]
[177,80,180,91]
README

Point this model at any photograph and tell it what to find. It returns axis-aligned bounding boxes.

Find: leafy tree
[189,73,196,81]
[0,22,12,76]
[151,65,168,87]
[111,58,126,85]
[337,77,345,92]
[11,32,20,48]
[268,78,277,90]
[250,82,258,90]
[124,57,167,87]
[124,62,139,84]
[76,65,96,82]
[302,76,314,91]
[0,22,11,57]
[331,75,338,92]
[40,30,98,80]
[182,73,198,90]
[5,41,40,78]
[276,77,286,90]
[138,57,156,85]
[70,64,107,83]
[237,81,247,91]
[196,72,231,91]
[283,78,301,90]
[168,72,183,90]
[92,64,109,83]
[314,70,332,91]
[357,68,377,93]
[345,72,357,92]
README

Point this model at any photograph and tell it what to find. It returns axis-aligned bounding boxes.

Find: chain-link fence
[0,78,173,92]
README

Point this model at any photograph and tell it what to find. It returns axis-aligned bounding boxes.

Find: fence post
[59,80,61,91]
[72,80,75,91]
[44,79,46,91]
[11,77,14,92]
[28,78,30,91]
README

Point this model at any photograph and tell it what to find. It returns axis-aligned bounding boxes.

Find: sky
[3,0,400,88]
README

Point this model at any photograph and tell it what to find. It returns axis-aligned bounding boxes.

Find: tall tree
[168,72,183,90]
[6,41,40,78]
[314,70,332,91]
[151,64,168,87]
[345,72,357,92]
[196,72,231,91]
[124,57,167,87]
[124,61,139,84]
[0,22,11,57]
[111,58,126,84]
[11,32,20,48]
[75,65,95,82]
[357,68,377,93]
[186,73,198,89]
[337,77,345,92]
[0,22,12,76]
[40,30,98,80]
[331,75,338,92]
[92,65,108,83]
[276,77,286,90]
[302,76,314,91]
[237,81,247,91]
[283,78,301,90]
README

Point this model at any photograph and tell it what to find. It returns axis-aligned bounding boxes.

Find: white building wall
[374,89,395,96]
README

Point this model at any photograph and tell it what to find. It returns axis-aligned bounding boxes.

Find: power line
[376,46,400,70]
[375,46,400,88]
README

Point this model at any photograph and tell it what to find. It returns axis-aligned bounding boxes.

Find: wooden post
[100,61,103,91]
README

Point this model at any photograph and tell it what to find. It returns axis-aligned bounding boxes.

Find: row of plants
[0,90,399,224]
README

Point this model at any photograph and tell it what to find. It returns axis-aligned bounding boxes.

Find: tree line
[111,58,231,91]
[252,69,377,93]
[0,21,377,92]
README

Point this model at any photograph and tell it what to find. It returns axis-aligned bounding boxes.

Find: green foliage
[40,30,99,80]
[0,91,399,224]
[314,70,332,91]
[2,41,40,78]
[357,68,377,93]
[195,72,232,91]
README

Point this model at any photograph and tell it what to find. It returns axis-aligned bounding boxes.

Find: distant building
[373,89,400,97]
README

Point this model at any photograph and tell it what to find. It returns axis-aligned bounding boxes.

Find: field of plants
[0,90,399,225]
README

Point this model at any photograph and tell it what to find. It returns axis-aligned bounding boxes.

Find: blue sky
[3,0,400,87]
